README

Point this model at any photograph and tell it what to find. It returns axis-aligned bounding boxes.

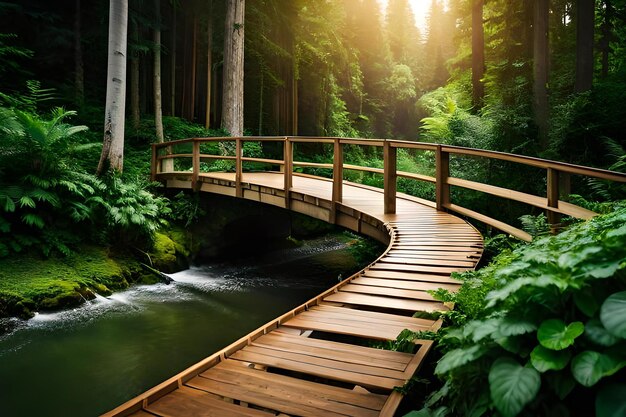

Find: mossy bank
[0,241,185,320]
[0,192,385,322]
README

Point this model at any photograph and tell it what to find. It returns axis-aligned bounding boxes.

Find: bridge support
[283,138,293,209]
[435,146,450,212]
[547,168,561,231]
[384,141,397,214]
[331,139,343,223]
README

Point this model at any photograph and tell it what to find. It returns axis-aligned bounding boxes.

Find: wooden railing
[151,136,626,242]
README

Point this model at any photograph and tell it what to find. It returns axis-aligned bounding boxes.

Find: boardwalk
[104,171,483,417]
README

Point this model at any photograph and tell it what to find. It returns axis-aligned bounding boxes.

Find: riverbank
[0,192,385,322]
[0,245,169,320]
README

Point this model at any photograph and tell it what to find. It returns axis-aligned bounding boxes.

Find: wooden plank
[257,331,413,365]
[391,244,483,252]
[251,333,412,371]
[352,277,460,292]
[216,359,387,409]
[323,292,448,312]
[379,256,476,268]
[189,362,384,417]
[229,346,405,390]
[146,386,274,417]
[289,308,434,334]
[369,262,468,275]
[340,284,436,301]
[361,270,462,284]
[129,411,156,417]
[310,304,438,327]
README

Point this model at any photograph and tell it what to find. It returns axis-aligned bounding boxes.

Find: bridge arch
[105,137,625,417]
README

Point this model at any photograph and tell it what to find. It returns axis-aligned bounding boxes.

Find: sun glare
[377,0,445,31]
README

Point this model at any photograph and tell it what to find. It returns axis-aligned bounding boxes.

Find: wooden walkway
[104,172,483,417]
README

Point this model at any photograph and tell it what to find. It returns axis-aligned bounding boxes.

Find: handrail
[151,136,626,241]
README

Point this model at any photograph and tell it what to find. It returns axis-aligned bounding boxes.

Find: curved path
[104,172,483,417]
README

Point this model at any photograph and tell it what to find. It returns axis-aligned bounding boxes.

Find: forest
[1,0,626,417]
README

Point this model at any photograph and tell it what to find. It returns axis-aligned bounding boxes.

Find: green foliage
[91,175,170,246]
[0,105,171,256]
[427,206,626,417]
[169,191,206,227]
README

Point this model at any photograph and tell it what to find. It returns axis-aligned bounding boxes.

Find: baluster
[235,138,243,197]
[384,140,397,214]
[435,145,450,211]
[284,137,293,209]
[547,167,560,231]
[331,138,343,223]
[192,140,200,191]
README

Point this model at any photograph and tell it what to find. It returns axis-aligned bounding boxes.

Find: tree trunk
[130,20,140,130]
[221,0,245,138]
[154,0,164,143]
[600,0,612,78]
[74,0,84,108]
[533,0,550,150]
[97,0,128,175]
[575,0,595,92]
[471,0,485,110]
[205,7,213,130]
[190,17,198,121]
[170,3,177,116]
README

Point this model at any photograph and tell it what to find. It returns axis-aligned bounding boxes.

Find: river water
[0,235,364,417]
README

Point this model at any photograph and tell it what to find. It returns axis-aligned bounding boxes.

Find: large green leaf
[499,318,537,337]
[586,319,620,347]
[600,292,626,338]
[435,345,488,375]
[489,357,540,417]
[574,291,600,317]
[571,351,626,387]
[596,384,626,417]
[545,372,576,400]
[530,345,571,372]
[537,319,584,350]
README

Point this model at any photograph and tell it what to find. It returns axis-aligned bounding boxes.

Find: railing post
[283,137,293,209]
[384,140,397,214]
[192,139,200,191]
[235,138,243,198]
[547,167,560,230]
[435,145,450,211]
[331,138,343,223]
[151,144,158,181]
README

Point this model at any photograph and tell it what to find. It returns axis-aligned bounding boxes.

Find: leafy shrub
[423,206,626,417]
[90,175,171,246]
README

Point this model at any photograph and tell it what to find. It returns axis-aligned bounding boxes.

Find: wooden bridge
[105,137,626,417]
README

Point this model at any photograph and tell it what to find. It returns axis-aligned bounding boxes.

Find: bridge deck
[104,172,483,417]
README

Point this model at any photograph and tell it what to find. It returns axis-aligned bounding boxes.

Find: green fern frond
[18,195,36,208]
[21,213,45,229]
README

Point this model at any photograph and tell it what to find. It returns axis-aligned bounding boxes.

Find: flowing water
[0,236,364,417]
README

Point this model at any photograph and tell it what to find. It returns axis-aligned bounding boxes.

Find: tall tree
[472,0,485,109]
[575,0,595,92]
[533,0,550,148]
[74,0,84,108]
[599,0,614,78]
[205,3,213,130]
[129,19,140,130]
[386,0,420,65]
[154,0,164,143]
[97,0,129,175]
[221,0,245,137]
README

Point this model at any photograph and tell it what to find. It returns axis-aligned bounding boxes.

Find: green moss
[148,228,190,273]
[0,246,154,318]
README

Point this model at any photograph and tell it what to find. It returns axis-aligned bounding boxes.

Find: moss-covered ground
[0,247,137,318]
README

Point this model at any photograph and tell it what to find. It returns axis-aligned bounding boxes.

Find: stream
[0,235,363,417]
